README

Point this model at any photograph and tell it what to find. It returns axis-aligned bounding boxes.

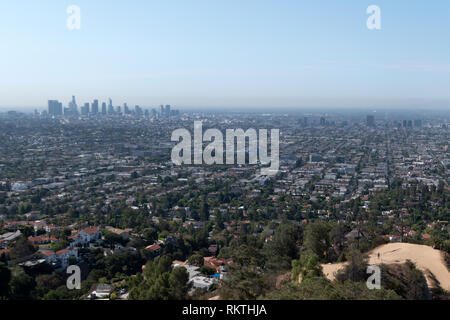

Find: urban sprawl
[0,98,449,300]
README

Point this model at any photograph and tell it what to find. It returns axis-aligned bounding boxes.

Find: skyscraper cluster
[46,96,179,119]
[159,104,179,118]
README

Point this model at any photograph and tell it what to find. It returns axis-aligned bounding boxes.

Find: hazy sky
[1,0,449,110]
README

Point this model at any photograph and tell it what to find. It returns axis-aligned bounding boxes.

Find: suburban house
[25,211,41,220]
[0,230,22,249]
[28,235,58,245]
[70,226,101,247]
[55,248,78,269]
[105,226,132,240]
[145,243,162,256]
[39,249,57,266]
[39,247,78,269]
[172,263,217,292]
[88,283,113,300]
[203,257,226,273]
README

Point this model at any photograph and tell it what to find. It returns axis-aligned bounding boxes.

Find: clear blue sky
[1,0,449,110]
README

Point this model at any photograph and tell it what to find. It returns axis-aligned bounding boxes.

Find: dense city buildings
[0,106,449,301]
[42,96,180,120]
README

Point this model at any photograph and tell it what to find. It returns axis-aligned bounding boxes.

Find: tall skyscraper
[366,115,375,127]
[48,100,63,116]
[81,103,90,115]
[47,100,54,115]
[165,105,171,117]
[101,102,107,115]
[135,105,143,117]
[92,100,99,114]
[68,95,78,114]
[160,105,165,117]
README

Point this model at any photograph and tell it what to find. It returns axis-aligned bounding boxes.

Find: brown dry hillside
[322,243,450,291]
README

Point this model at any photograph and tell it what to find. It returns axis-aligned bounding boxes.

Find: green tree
[264,224,301,271]
[9,273,36,300]
[291,251,323,283]
[304,221,331,261]
[169,266,191,299]
[143,227,158,242]
[220,245,267,300]
[335,249,368,283]
[35,273,63,298]
[262,277,400,300]
[128,256,191,300]
[9,237,36,262]
[188,254,204,267]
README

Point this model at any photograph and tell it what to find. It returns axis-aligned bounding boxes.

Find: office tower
[48,100,63,116]
[108,104,114,114]
[91,100,99,114]
[320,117,326,126]
[303,117,308,127]
[135,105,143,117]
[124,103,130,114]
[101,102,107,115]
[47,100,55,115]
[414,119,422,128]
[68,95,78,114]
[366,115,375,127]
[151,109,157,118]
[403,120,408,128]
[144,109,149,118]
[165,105,171,117]
[81,103,90,115]
[159,105,165,117]
[116,106,121,114]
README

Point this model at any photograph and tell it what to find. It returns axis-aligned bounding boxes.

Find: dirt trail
[321,243,450,291]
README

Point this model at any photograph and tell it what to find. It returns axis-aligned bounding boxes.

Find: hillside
[322,243,450,291]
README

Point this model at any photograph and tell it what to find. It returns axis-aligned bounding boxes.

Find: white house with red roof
[70,226,101,248]
[40,249,57,264]
[55,248,78,269]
